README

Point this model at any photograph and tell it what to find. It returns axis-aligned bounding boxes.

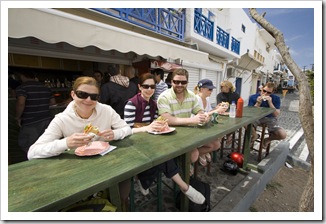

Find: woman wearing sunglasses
[216,80,240,107]
[28,76,132,208]
[124,73,205,205]
[193,79,228,167]
[28,76,132,160]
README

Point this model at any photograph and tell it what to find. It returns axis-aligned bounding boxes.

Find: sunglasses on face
[141,84,156,89]
[208,89,213,91]
[75,90,99,101]
[172,80,188,85]
[262,89,272,94]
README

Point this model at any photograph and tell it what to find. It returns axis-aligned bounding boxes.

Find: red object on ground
[236,97,244,118]
[229,152,244,168]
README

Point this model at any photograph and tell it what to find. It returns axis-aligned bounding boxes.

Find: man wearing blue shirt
[248,82,287,148]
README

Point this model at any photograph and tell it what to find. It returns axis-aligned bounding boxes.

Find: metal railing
[91,8,185,41]
[194,10,214,41]
[231,37,240,54]
[216,26,229,49]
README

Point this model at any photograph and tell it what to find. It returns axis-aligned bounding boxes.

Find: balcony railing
[91,8,185,41]
[231,37,240,54]
[216,26,229,49]
[194,10,214,41]
[92,8,240,55]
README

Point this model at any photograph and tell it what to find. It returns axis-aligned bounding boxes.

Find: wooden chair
[250,124,271,162]
[219,127,244,159]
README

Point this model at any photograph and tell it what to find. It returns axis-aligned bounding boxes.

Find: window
[241,24,246,33]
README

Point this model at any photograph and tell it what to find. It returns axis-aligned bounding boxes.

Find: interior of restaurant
[8,37,177,164]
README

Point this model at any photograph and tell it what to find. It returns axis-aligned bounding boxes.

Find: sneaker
[205,153,212,163]
[136,179,149,196]
[199,155,207,167]
[184,185,205,204]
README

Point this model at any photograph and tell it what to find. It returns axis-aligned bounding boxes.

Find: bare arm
[160,111,206,126]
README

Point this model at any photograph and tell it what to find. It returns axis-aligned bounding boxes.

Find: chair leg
[157,172,162,212]
[237,127,242,152]
[220,137,225,159]
[258,125,267,162]
[129,177,135,212]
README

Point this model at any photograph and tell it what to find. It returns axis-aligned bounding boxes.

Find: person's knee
[119,179,131,201]
[279,129,287,140]
[191,148,199,163]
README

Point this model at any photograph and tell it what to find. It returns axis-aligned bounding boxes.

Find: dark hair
[153,68,164,80]
[16,69,35,79]
[138,73,156,85]
[107,64,120,77]
[172,68,188,80]
[93,70,103,77]
[264,82,275,91]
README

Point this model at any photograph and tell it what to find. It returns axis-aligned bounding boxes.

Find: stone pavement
[132,90,307,212]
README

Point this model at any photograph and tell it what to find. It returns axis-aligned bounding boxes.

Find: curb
[211,142,289,212]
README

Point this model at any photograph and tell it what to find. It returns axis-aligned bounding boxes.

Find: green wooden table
[8,143,152,212]
[8,106,274,212]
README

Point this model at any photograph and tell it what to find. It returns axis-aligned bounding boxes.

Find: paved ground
[132,91,307,212]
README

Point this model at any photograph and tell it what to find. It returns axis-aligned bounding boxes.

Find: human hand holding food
[66,133,94,148]
[149,116,169,132]
[97,129,114,141]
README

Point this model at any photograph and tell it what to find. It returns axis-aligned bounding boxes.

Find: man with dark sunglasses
[157,68,210,174]
[248,82,287,148]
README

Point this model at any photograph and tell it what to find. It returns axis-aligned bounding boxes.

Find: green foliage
[306,70,314,104]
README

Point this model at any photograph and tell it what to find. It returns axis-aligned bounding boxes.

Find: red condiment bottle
[236,97,244,118]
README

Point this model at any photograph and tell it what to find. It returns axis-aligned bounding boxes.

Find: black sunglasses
[141,84,156,89]
[75,90,99,101]
[172,80,188,85]
[262,89,272,94]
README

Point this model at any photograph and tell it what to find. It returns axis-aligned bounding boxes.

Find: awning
[8,8,211,64]
[208,54,225,68]
[227,52,263,71]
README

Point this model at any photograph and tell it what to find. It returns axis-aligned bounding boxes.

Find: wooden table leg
[180,151,190,212]
[242,123,252,170]
[109,184,122,212]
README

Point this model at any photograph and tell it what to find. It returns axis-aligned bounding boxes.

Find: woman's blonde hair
[72,76,99,92]
[193,85,200,94]
[221,80,236,92]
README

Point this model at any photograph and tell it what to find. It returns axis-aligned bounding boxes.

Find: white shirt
[196,95,212,112]
[28,101,132,159]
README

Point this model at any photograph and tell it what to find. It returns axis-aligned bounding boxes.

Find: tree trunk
[249,9,314,212]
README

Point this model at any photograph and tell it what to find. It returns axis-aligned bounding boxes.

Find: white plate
[147,127,176,135]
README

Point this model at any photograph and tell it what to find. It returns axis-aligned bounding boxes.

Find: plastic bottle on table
[236,97,244,118]
[229,101,236,118]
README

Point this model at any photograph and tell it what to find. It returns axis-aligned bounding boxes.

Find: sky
[245,8,314,71]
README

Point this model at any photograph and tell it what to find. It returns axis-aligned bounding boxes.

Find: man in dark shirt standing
[15,70,56,160]
[100,64,138,119]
